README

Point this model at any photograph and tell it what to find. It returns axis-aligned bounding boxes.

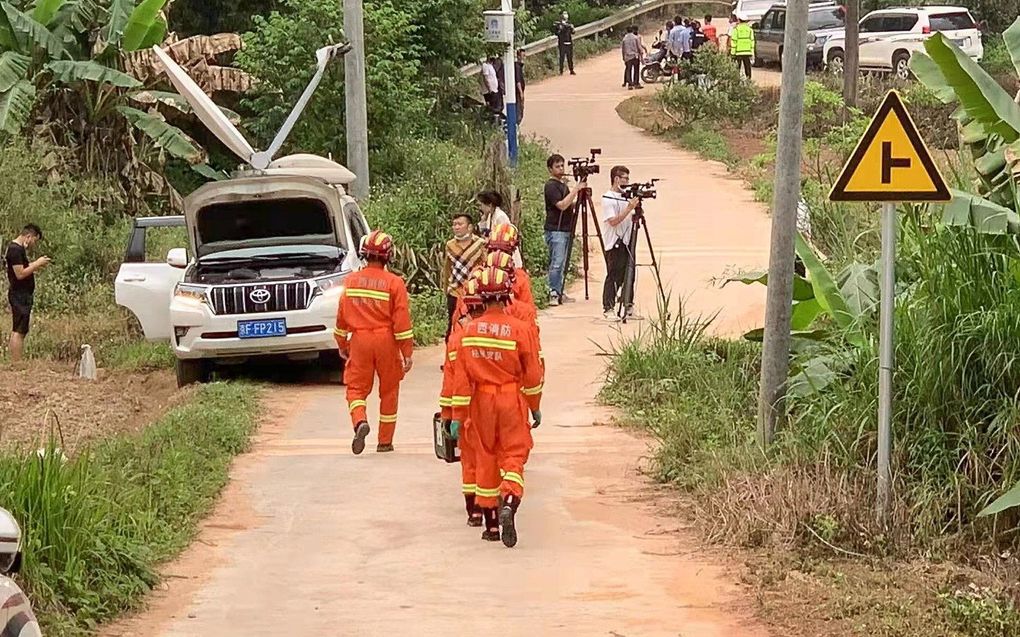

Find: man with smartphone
[600,167,638,321]
[4,224,49,362]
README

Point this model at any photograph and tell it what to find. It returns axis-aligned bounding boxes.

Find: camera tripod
[617,201,666,324]
[576,185,607,300]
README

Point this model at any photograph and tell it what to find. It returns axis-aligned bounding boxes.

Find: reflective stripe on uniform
[348,399,367,412]
[462,483,477,494]
[438,397,452,407]
[333,327,348,337]
[503,471,524,487]
[451,395,471,406]
[461,336,518,350]
[379,413,398,423]
[448,351,457,361]
[475,486,501,498]
[394,329,414,340]
[346,288,390,301]
[522,383,543,396]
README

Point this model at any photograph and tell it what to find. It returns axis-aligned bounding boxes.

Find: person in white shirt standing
[480,56,500,115]
[600,166,639,321]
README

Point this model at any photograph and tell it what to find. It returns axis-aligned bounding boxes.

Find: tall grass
[0,383,259,635]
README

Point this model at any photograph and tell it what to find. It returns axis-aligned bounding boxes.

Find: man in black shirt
[553,12,576,75]
[514,48,526,124]
[4,224,49,361]
[543,154,587,306]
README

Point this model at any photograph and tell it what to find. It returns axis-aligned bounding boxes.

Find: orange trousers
[344,329,404,444]
[465,384,533,508]
[459,419,477,497]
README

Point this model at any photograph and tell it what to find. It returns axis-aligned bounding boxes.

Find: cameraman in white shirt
[601,165,639,321]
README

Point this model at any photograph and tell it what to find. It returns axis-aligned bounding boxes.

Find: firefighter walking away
[335,230,415,454]
[451,266,543,547]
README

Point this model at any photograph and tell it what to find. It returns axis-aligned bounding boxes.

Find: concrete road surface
[104,45,772,637]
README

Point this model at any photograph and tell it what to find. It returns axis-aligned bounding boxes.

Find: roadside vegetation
[610,19,1020,637]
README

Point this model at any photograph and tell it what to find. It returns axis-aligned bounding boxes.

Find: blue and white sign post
[483,5,517,165]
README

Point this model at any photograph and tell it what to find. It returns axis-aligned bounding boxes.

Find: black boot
[481,508,500,541]
[351,421,370,455]
[500,495,520,548]
[465,494,483,527]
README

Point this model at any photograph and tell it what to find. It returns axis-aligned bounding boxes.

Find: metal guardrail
[461,0,733,76]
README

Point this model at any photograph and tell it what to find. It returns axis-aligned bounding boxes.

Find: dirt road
[104,46,771,637]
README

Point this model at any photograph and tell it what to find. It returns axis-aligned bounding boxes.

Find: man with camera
[543,154,587,306]
[601,167,638,321]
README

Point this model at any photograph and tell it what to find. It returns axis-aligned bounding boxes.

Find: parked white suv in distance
[115,158,371,387]
[823,6,983,79]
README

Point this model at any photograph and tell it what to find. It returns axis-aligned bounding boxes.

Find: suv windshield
[196,197,341,247]
[930,12,976,31]
[808,8,844,30]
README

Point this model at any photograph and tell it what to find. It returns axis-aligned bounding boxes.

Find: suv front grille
[209,282,313,316]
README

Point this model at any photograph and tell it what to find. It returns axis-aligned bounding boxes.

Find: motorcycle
[640,41,692,84]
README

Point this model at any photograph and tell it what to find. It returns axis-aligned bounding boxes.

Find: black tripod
[617,201,665,324]
[577,186,606,300]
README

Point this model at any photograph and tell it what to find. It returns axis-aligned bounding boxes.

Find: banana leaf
[119,0,166,51]
[1004,17,1020,78]
[942,190,1020,235]
[136,13,164,49]
[117,105,205,163]
[723,270,816,301]
[46,60,141,87]
[0,51,29,93]
[0,78,36,134]
[1,2,67,59]
[100,0,133,45]
[795,233,857,334]
[977,479,1020,517]
[909,52,956,104]
[30,0,64,26]
[923,33,1020,143]
[838,262,879,318]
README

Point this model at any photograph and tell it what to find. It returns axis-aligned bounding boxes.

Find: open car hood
[184,175,345,258]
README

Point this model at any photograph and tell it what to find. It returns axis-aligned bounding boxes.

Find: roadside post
[483,5,517,165]
[829,90,952,524]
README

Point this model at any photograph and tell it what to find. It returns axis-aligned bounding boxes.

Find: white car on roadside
[823,6,983,79]
[0,508,41,637]
[115,43,370,387]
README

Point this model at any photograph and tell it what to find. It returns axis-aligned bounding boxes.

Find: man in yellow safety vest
[729,13,755,79]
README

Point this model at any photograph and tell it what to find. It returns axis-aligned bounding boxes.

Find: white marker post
[876,201,896,519]
[484,5,517,165]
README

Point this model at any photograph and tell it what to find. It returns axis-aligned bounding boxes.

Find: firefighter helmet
[487,223,520,254]
[360,230,394,262]
[463,278,485,311]
[475,266,513,300]
[484,250,516,279]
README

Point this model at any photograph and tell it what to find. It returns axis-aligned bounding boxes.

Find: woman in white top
[476,190,523,268]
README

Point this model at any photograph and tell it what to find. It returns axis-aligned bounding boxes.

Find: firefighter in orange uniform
[439,278,486,526]
[334,230,414,455]
[451,266,543,548]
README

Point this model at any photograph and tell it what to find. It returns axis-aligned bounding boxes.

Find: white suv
[823,6,983,79]
[116,160,370,386]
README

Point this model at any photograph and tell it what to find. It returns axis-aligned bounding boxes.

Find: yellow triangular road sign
[829,90,951,202]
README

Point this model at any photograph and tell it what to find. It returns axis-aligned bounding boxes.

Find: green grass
[674,124,739,168]
[100,340,176,371]
[0,382,260,635]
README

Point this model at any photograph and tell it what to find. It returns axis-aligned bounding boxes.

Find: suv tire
[176,358,209,387]
[827,48,845,75]
[892,51,911,80]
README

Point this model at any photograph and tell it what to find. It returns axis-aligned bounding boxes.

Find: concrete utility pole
[843,0,859,108]
[501,0,518,166]
[344,0,370,199]
[756,0,810,448]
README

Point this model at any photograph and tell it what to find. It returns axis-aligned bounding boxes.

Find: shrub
[658,48,759,129]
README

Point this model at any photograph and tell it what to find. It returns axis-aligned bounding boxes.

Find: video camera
[622,179,660,200]
[569,148,601,179]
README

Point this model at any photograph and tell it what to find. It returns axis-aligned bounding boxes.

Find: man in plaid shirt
[442,213,487,341]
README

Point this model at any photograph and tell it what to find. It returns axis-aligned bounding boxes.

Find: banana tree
[910,22,1020,212]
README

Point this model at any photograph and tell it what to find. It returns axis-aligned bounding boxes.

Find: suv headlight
[314,273,346,295]
[173,283,209,306]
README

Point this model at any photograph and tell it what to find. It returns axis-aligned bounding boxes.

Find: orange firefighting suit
[451,306,544,508]
[334,262,414,445]
[440,320,477,497]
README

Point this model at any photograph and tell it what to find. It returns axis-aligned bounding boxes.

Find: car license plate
[237,318,286,339]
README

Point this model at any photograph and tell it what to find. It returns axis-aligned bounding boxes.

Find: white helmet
[0,509,22,574]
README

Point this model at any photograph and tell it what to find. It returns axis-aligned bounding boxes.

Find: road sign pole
[876,201,896,525]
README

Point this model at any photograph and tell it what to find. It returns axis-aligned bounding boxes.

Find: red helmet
[487,223,520,254]
[484,251,516,280]
[475,266,513,300]
[360,230,394,262]
[463,278,485,311]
